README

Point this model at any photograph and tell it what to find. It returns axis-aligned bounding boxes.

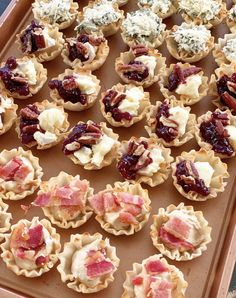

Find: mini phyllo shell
[61,31,109,71]
[150,203,212,261]
[105,0,129,7]
[57,233,120,293]
[121,9,166,48]
[178,0,226,29]
[32,0,78,30]
[76,0,124,37]
[226,5,236,33]
[1,217,61,277]
[0,56,47,100]
[145,98,196,147]
[100,83,150,127]
[122,254,188,298]
[88,181,151,235]
[0,147,43,200]
[213,34,236,66]
[49,69,101,112]
[32,171,93,229]
[16,100,69,150]
[0,201,12,242]
[172,148,229,201]
[115,45,166,88]
[166,23,214,63]
[117,137,173,187]
[16,20,64,62]
[62,121,120,170]
[137,0,177,19]
[0,93,17,136]
[196,109,236,159]
[159,62,208,105]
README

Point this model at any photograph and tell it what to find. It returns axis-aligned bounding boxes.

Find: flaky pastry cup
[117,137,174,187]
[196,109,236,159]
[57,232,120,293]
[92,181,151,235]
[16,24,65,62]
[180,0,226,29]
[49,68,101,111]
[150,203,212,261]
[61,34,109,71]
[171,148,229,201]
[145,99,196,147]
[159,62,209,105]
[115,48,166,88]
[67,122,120,170]
[15,99,69,150]
[166,26,215,63]
[0,217,61,277]
[137,0,177,19]
[0,93,17,136]
[226,5,236,33]
[0,56,47,100]
[122,254,188,298]
[0,147,43,200]
[77,1,124,37]
[32,0,78,30]
[112,0,129,6]
[0,201,12,242]
[37,171,93,229]
[100,83,150,127]
[213,34,236,66]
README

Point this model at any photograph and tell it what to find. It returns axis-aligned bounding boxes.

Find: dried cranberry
[216,74,236,110]
[77,34,90,43]
[117,154,139,180]
[35,255,48,267]
[123,61,149,82]
[6,56,17,70]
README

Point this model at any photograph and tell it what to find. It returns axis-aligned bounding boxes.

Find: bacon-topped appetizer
[1,217,61,277]
[122,254,188,297]
[32,172,94,229]
[89,181,151,235]
[0,201,12,242]
[0,147,43,200]
[57,232,120,293]
[150,203,212,261]
[115,45,166,88]
[0,93,17,136]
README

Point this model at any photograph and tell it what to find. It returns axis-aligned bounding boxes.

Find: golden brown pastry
[0,93,17,136]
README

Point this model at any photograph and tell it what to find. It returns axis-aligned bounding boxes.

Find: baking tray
[0,0,235,297]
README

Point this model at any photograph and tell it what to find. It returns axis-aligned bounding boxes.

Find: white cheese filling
[194,161,214,187]
[134,55,156,77]
[139,0,172,14]
[226,125,236,142]
[138,148,164,176]
[42,27,56,48]
[175,74,202,98]
[222,38,236,63]
[0,96,13,129]
[33,131,57,145]
[38,108,65,132]
[12,60,37,85]
[118,87,144,116]
[167,106,189,136]
[74,74,96,95]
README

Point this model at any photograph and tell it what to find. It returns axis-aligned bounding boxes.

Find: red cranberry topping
[132,45,149,57]
[200,111,234,156]
[155,100,179,142]
[216,74,236,111]
[167,64,202,91]
[102,89,132,122]
[48,75,87,105]
[117,140,152,180]
[35,255,49,267]
[175,160,210,196]
[122,61,149,82]
[0,57,30,96]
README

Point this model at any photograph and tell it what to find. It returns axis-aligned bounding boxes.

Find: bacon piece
[132,276,143,285]
[0,157,23,181]
[103,192,118,212]
[119,211,138,225]
[123,204,141,216]
[164,217,190,240]
[33,193,51,206]
[10,223,27,249]
[117,192,144,207]
[28,224,44,249]
[14,164,31,181]
[88,194,105,215]
[145,259,167,274]
[35,255,49,266]
[86,250,105,266]
[151,280,172,298]
[21,204,32,214]
[86,260,114,278]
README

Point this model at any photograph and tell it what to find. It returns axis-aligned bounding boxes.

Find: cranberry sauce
[155,100,178,142]
[167,64,201,91]
[216,73,236,111]
[48,75,87,105]
[0,57,30,96]
[123,61,149,82]
[175,160,210,196]
[200,111,234,156]
[20,20,45,53]
[102,89,132,122]
[19,104,41,145]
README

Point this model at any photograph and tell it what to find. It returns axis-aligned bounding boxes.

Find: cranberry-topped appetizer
[0,201,12,242]
[0,56,47,99]
[196,109,236,159]
[100,83,150,127]
[16,100,69,150]
[145,98,196,147]
[32,0,78,30]
[159,63,208,105]
[1,217,61,277]
[57,233,120,293]
[16,20,64,62]
[150,203,212,261]
[117,137,173,187]
[213,34,236,66]
[89,181,151,235]
[122,254,188,298]
[115,45,166,88]
[0,147,43,200]
[0,93,17,136]
[32,172,94,229]
[61,32,109,71]
[49,69,101,111]
[172,148,229,201]
[137,0,177,19]
[226,5,236,33]
[63,121,119,170]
